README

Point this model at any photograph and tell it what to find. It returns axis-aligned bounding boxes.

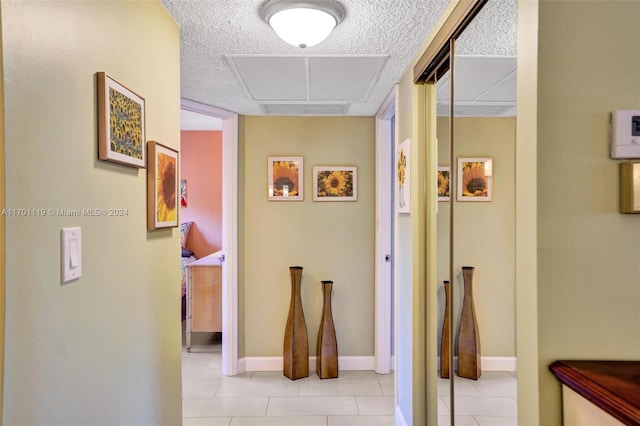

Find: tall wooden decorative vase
[457,266,481,380]
[440,280,451,379]
[316,280,338,379]
[283,266,309,380]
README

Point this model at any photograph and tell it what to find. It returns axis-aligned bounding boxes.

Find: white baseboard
[436,356,517,372]
[396,405,409,426]
[241,356,375,372]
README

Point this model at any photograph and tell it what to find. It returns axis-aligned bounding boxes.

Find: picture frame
[313,166,357,201]
[457,157,493,202]
[180,179,187,208]
[438,166,451,201]
[268,156,303,201]
[97,72,146,168]
[147,141,179,230]
[396,139,411,213]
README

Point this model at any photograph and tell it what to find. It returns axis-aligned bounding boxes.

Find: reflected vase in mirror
[440,280,451,378]
[457,266,481,380]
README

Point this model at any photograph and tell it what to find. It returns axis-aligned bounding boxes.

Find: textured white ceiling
[161,0,517,118]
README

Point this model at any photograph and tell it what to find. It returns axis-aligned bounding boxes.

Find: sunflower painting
[457,157,493,202]
[97,72,146,168]
[147,141,179,230]
[313,166,357,201]
[438,167,450,201]
[268,156,303,201]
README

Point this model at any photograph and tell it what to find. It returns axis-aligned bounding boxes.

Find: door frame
[180,98,239,376]
[374,86,397,374]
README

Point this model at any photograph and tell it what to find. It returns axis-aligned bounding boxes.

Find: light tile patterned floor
[182,333,517,426]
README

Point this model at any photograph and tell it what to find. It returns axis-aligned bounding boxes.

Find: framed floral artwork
[313,166,357,201]
[438,166,450,201]
[97,72,146,168]
[147,141,179,230]
[396,139,410,213]
[180,179,187,207]
[457,157,493,202]
[268,156,303,201]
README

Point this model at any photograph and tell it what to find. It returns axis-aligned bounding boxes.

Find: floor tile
[299,380,383,396]
[182,376,221,398]
[215,379,300,397]
[452,396,518,417]
[438,415,480,426]
[473,373,518,398]
[267,396,359,416]
[380,379,394,395]
[355,395,394,415]
[183,397,269,417]
[230,416,327,425]
[329,415,396,425]
[475,416,519,426]
[183,418,232,426]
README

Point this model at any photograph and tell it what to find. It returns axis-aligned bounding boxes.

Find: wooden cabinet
[550,360,640,426]
[186,253,222,351]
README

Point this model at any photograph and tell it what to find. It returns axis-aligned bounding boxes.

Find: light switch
[61,227,82,283]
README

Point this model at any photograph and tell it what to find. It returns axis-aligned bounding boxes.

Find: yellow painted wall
[240,116,375,358]
[2,1,182,423]
[437,116,516,358]
[535,2,640,424]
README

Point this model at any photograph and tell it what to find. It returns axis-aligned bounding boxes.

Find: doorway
[180,98,239,376]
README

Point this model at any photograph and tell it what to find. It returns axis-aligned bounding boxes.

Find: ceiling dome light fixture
[260,0,346,48]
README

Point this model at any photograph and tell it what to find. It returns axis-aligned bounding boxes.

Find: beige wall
[239,116,375,358]
[534,2,640,424]
[437,116,516,358]
[2,2,182,424]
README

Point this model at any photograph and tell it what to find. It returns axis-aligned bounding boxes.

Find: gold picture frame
[147,141,179,230]
[313,166,357,201]
[97,72,146,168]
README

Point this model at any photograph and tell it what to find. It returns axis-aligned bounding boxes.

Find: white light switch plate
[61,227,81,283]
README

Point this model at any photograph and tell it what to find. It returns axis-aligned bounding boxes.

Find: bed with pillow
[180,221,198,319]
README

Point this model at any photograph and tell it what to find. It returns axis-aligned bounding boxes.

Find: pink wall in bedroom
[180,130,222,258]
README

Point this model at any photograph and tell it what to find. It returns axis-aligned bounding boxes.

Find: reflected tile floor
[182,333,517,426]
[437,373,519,426]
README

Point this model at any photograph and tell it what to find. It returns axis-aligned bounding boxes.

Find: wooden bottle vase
[316,280,338,379]
[283,266,309,380]
[440,280,451,379]
[457,266,481,380]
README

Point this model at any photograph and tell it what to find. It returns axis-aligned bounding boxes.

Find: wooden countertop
[549,360,640,425]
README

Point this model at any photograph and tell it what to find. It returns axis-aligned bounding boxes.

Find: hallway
[181,333,517,425]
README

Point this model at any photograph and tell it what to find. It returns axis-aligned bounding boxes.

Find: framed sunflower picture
[438,166,451,201]
[313,166,357,201]
[457,157,493,202]
[396,139,410,213]
[147,141,179,230]
[97,72,146,168]
[268,156,303,201]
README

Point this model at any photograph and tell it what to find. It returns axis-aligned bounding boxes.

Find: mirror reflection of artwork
[438,167,450,201]
[457,157,493,202]
[268,156,303,201]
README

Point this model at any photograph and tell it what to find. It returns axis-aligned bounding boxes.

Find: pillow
[180,221,193,248]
